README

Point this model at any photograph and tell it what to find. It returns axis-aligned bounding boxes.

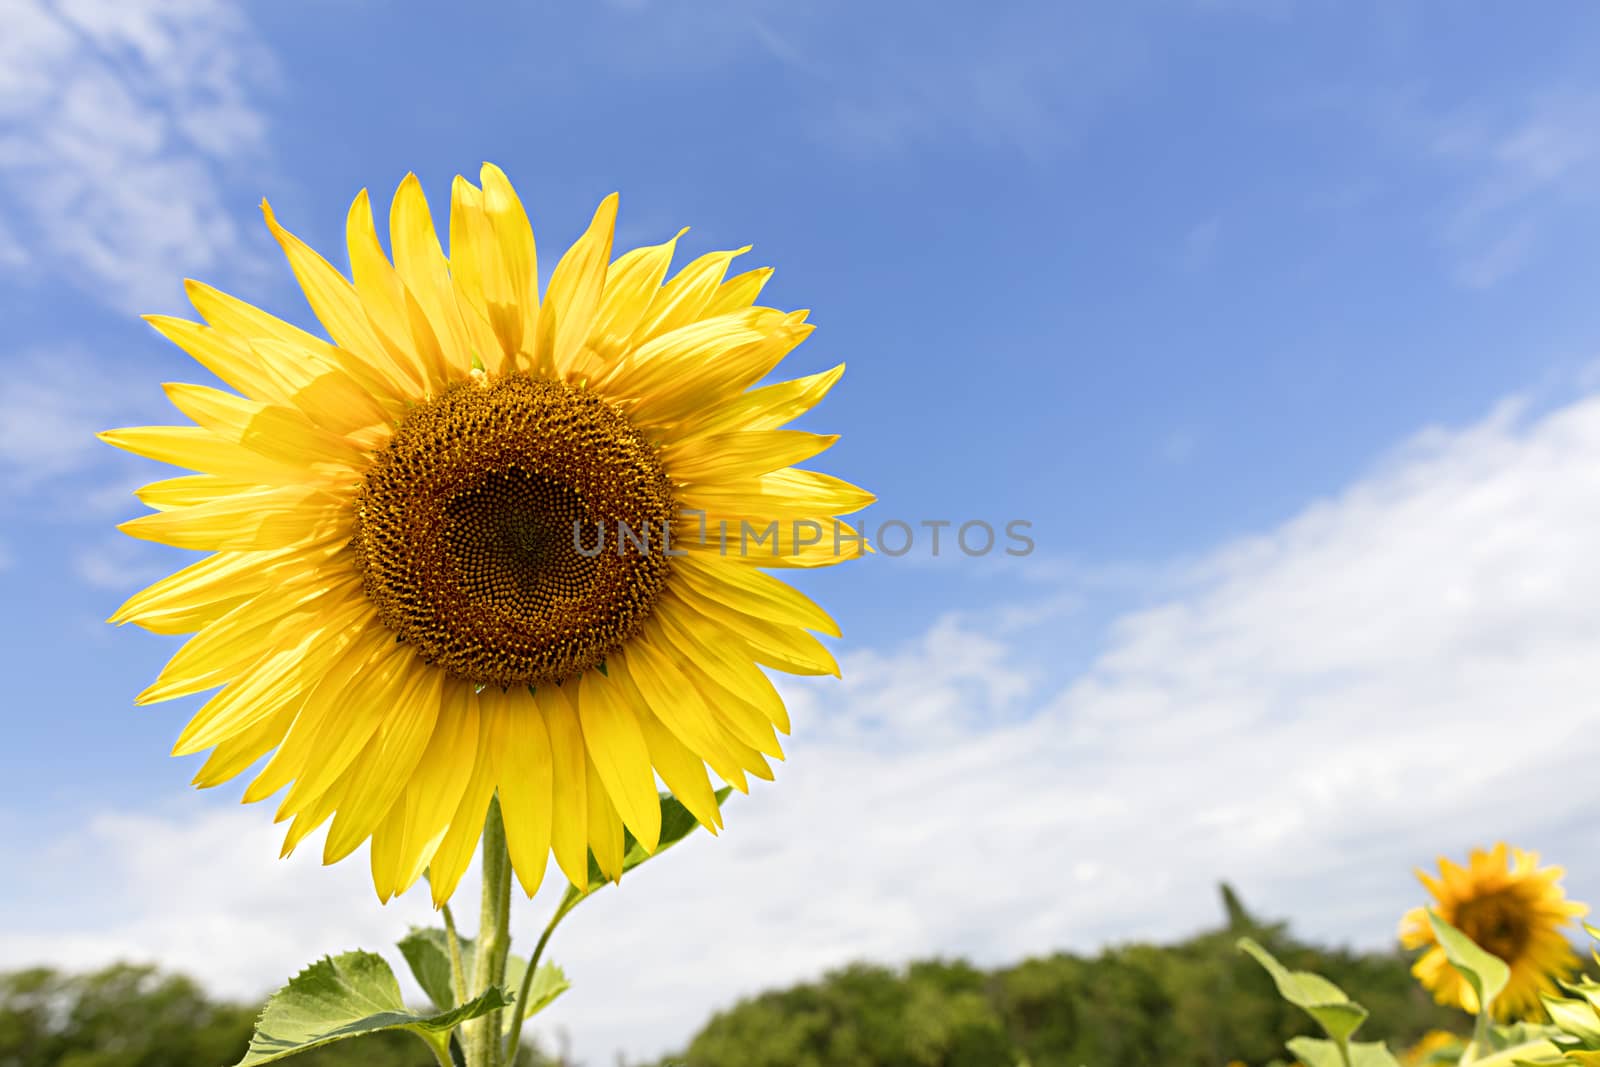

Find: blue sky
[6,0,1600,1061]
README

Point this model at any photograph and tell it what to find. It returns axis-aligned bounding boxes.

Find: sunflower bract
[102,165,871,906]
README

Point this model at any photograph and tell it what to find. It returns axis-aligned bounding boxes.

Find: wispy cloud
[0,0,278,313]
[0,350,164,498]
[72,535,169,593]
[1427,92,1600,288]
[820,11,1147,160]
[8,384,1600,1060]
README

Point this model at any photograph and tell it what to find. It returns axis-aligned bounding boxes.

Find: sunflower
[1400,1029,1464,1066]
[1399,843,1587,1020]
[103,165,871,906]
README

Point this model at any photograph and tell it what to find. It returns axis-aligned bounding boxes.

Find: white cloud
[1427,93,1600,287]
[8,387,1600,1062]
[804,7,1146,160]
[71,535,169,592]
[0,351,164,495]
[0,0,276,312]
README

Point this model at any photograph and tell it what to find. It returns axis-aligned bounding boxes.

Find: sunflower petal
[539,682,590,889]
[538,194,616,377]
[498,686,554,898]
[577,669,661,852]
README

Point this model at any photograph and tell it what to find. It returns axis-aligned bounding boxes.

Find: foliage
[17,882,1588,1067]
[0,962,564,1067]
[658,885,1470,1067]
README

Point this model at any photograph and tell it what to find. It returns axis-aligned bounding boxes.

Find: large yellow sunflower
[1399,843,1587,1020]
[103,165,871,906]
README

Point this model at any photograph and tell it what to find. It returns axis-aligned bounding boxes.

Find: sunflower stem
[441,901,468,1010]
[465,795,513,1067]
[503,888,587,1066]
[424,1033,456,1067]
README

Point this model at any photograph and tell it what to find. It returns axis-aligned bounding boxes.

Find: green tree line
[654,886,1473,1067]
[1,887,1478,1067]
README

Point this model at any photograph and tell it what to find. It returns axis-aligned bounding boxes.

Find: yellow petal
[577,669,661,852]
[586,753,625,883]
[111,541,341,634]
[143,315,295,407]
[629,247,749,345]
[498,686,554,898]
[279,752,358,858]
[539,681,590,889]
[673,551,840,638]
[615,638,748,793]
[191,698,298,789]
[427,690,500,907]
[344,189,430,392]
[172,631,323,757]
[654,606,791,746]
[323,665,445,864]
[663,429,838,485]
[446,176,516,375]
[142,578,362,705]
[118,484,349,553]
[538,194,616,377]
[243,625,397,803]
[670,585,838,677]
[681,363,845,438]
[478,163,540,372]
[369,794,410,904]
[100,426,308,485]
[390,173,477,382]
[393,679,480,894]
[703,266,774,319]
[582,228,687,370]
[677,516,872,569]
[678,468,876,524]
[134,474,261,513]
[629,692,723,834]
[651,610,784,757]
[160,383,366,471]
[260,199,418,394]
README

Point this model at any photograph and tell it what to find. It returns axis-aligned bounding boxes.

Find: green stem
[503,888,587,1066]
[465,796,513,1067]
[423,1033,456,1067]
[441,901,468,1009]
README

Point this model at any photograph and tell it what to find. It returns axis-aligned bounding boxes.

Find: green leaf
[578,788,732,894]
[1237,937,1369,1043]
[1544,995,1600,1046]
[1286,1037,1402,1067]
[233,951,510,1065]
[1426,909,1511,1014]
[503,958,569,1019]
[397,928,475,1012]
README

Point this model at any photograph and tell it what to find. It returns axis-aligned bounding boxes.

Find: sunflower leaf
[397,927,476,1012]
[1542,992,1600,1046]
[1426,909,1511,1015]
[1238,937,1369,1044]
[579,787,733,893]
[503,958,570,1020]
[1286,1037,1403,1067]
[233,951,510,1066]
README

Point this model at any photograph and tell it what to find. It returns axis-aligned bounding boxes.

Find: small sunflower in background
[1399,843,1587,1020]
[1399,1029,1464,1066]
[103,165,871,907]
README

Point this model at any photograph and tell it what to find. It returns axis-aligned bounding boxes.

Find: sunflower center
[352,373,675,688]
[1453,891,1532,963]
